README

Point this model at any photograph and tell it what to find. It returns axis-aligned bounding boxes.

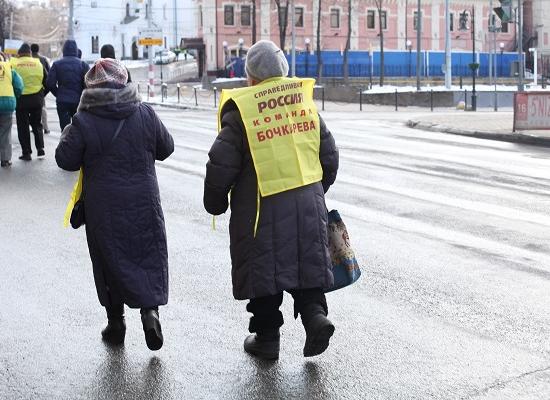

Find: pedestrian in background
[11,43,47,161]
[55,59,174,351]
[204,40,339,360]
[0,52,24,168]
[100,44,132,82]
[31,43,51,134]
[46,40,89,131]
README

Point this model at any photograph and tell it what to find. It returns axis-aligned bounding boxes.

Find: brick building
[196,0,548,75]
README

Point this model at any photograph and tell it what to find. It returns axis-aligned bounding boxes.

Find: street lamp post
[222,40,228,77]
[238,38,244,77]
[238,38,244,58]
[305,38,311,77]
[406,40,412,77]
[500,42,504,79]
[160,52,163,83]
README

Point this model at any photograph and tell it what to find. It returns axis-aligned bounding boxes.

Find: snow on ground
[363,84,550,94]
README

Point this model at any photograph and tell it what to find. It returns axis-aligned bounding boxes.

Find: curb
[406,120,550,147]
[144,101,215,112]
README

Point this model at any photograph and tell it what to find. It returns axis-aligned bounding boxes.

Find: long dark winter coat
[204,101,339,300]
[55,84,174,308]
[46,40,89,105]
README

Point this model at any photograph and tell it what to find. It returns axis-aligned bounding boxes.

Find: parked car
[154,50,176,65]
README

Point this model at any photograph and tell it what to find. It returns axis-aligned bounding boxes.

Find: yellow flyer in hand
[63,169,83,228]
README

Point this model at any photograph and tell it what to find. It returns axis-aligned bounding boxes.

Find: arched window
[126,3,130,17]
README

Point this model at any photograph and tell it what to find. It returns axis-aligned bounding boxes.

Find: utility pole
[148,0,155,97]
[173,0,178,49]
[444,0,451,89]
[416,0,421,91]
[471,6,477,111]
[489,0,494,86]
[68,0,74,39]
[291,0,296,76]
[517,0,524,91]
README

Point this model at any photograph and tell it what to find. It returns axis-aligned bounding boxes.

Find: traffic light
[494,0,512,23]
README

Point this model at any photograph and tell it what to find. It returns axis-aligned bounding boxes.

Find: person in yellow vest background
[11,43,47,161]
[0,52,24,168]
[203,40,339,360]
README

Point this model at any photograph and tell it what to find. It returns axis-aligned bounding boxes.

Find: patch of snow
[362,84,550,94]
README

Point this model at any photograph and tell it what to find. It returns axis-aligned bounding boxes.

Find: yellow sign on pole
[138,38,163,46]
[138,28,163,46]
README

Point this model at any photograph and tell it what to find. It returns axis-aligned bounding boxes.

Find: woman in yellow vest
[0,53,24,168]
[204,40,339,360]
[11,43,47,161]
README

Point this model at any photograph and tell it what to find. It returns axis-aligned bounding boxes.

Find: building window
[413,11,421,31]
[91,1,97,7]
[125,2,130,17]
[295,7,304,27]
[241,5,251,26]
[224,5,234,25]
[330,8,339,28]
[449,13,454,31]
[501,22,508,33]
[163,4,167,20]
[91,36,99,54]
[367,10,375,29]
[459,11,469,30]
[278,6,287,28]
[380,10,387,30]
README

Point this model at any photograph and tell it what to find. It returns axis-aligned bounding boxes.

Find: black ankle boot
[301,304,334,357]
[243,330,280,360]
[141,308,163,351]
[101,305,126,345]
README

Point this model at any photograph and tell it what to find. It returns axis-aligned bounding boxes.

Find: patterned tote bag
[325,210,362,292]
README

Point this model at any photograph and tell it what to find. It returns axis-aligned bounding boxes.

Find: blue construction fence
[226,50,520,79]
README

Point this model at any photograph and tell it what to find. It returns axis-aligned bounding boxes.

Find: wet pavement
[1,104,550,399]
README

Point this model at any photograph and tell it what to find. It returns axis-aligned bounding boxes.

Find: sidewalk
[407,111,550,147]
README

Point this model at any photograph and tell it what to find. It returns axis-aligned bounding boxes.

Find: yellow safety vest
[0,62,14,97]
[218,77,323,197]
[11,56,43,95]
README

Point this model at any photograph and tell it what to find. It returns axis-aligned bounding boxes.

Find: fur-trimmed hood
[78,83,141,119]
[79,83,140,110]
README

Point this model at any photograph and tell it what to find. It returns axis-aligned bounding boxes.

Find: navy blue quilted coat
[204,101,339,300]
[55,84,174,308]
[46,40,90,105]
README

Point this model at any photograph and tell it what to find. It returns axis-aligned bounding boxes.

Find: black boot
[141,308,163,351]
[301,304,335,357]
[243,329,280,360]
[101,304,126,345]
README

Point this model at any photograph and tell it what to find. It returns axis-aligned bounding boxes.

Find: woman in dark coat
[204,40,339,360]
[55,59,174,351]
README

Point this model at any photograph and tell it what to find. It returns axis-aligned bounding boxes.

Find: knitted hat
[100,44,116,59]
[245,40,289,82]
[85,58,128,88]
[18,43,31,55]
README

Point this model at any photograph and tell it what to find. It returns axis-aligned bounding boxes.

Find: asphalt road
[1,103,550,399]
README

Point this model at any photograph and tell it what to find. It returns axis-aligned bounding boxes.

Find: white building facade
[72,0,198,61]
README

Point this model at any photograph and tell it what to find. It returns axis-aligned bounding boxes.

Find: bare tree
[0,0,14,47]
[374,0,385,86]
[316,0,322,79]
[342,0,352,82]
[274,0,289,51]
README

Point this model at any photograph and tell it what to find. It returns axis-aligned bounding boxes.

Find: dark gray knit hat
[245,40,289,82]
[18,43,31,55]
